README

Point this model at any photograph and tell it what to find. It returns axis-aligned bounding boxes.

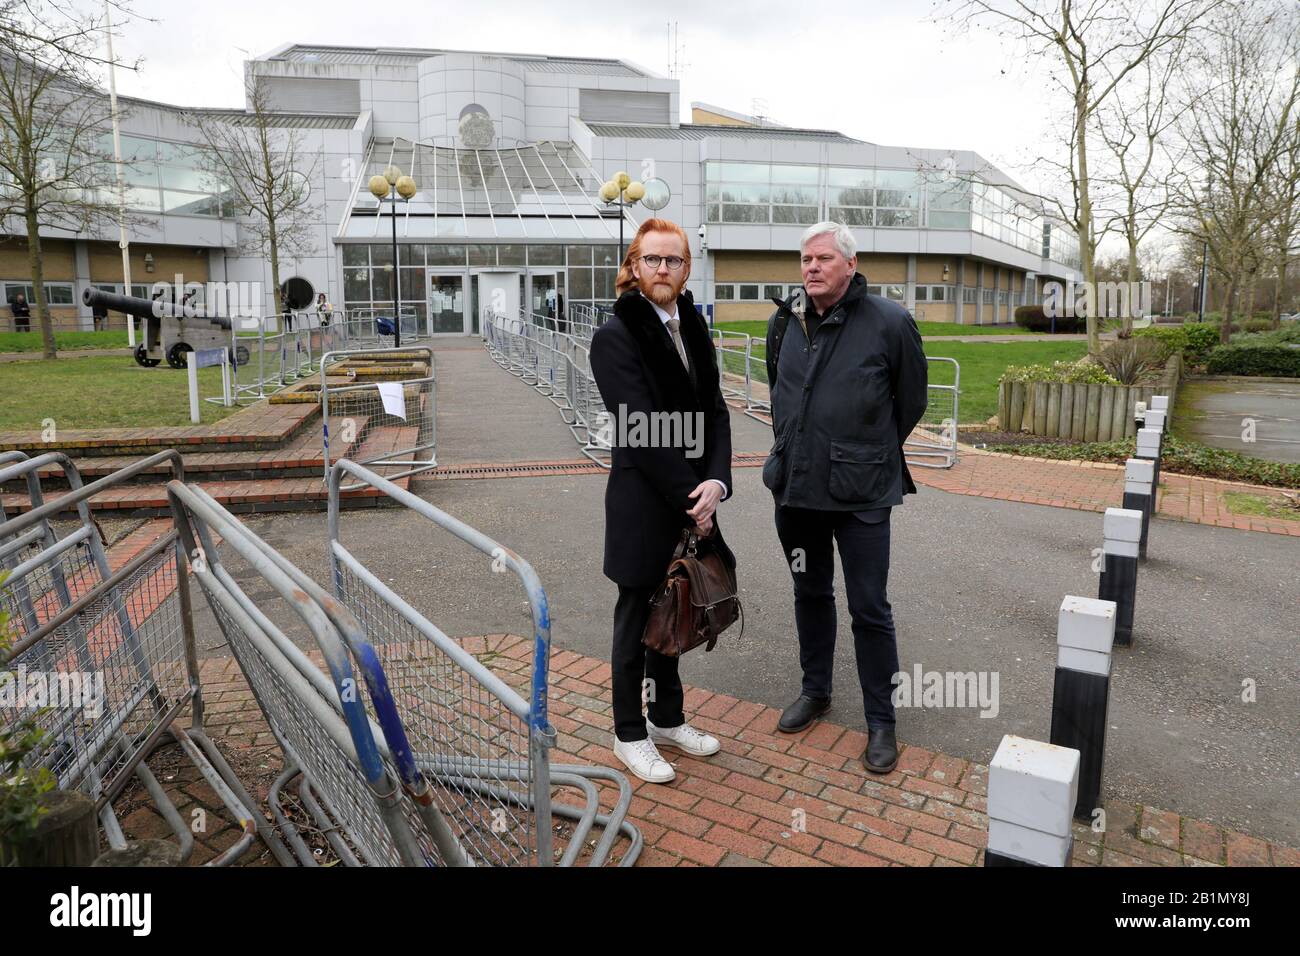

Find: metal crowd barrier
[905,356,961,469]
[320,346,438,486]
[0,450,275,865]
[327,460,641,866]
[484,309,611,467]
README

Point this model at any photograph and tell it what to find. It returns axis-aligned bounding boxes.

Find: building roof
[267,44,648,76]
[586,122,865,144]
[116,97,358,129]
[339,139,638,243]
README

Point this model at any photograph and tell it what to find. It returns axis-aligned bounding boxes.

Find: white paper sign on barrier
[377,381,407,420]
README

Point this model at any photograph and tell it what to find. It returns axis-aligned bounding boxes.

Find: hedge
[1134,324,1221,365]
[1204,345,1300,377]
[1013,305,1086,333]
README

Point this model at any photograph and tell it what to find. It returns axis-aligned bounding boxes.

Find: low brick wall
[997,352,1182,441]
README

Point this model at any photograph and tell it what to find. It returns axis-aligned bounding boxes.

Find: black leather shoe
[862,726,898,774]
[777,695,831,734]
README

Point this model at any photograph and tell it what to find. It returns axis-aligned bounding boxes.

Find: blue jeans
[774,505,899,729]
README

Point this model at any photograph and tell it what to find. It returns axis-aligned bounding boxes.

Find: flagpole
[105,2,133,348]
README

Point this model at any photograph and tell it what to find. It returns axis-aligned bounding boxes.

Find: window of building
[4,282,74,305]
[763,284,785,300]
[885,284,905,300]
[738,284,759,301]
[867,284,883,297]
[714,284,735,301]
[963,287,977,304]
[705,162,819,225]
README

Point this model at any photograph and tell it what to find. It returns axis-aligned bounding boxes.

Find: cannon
[83,288,244,369]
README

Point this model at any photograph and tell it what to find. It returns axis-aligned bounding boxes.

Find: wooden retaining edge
[997,350,1184,440]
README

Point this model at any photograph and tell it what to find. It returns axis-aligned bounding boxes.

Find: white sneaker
[614,736,676,784]
[648,719,721,757]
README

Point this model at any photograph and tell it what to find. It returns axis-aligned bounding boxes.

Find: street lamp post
[369,166,418,347]
[599,171,645,268]
[598,173,671,305]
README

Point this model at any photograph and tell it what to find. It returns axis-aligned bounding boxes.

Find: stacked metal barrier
[162,461,641,866]
[327,460,640,866]
[0,450,277,865]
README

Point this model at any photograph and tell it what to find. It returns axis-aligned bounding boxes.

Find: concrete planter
[998,352,1182,442]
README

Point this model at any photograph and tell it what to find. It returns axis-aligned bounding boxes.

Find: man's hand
[686,480,723,525]
[693,513,714,536]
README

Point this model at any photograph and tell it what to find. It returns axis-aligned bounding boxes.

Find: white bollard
[1049,597,1117,821]
[986,735,1081,867]
[1124,457,1156,559]
[1099,507,1143,646]
[1149,395,1169,413]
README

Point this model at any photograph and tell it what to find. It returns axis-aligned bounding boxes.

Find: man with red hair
[589,218,735,784]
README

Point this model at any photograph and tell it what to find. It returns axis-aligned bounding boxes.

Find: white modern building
[2,42,1081,334]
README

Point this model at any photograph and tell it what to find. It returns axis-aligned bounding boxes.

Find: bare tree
[0,0,139,359]
[1095,44,1187,334]
[185,77,318,324]
[940,0,1224,353]
[1170,3,1300,343]
[1260,102,1300,327]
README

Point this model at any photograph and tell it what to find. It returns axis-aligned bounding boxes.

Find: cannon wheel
[133,345,161,368]
[166,342,192,369]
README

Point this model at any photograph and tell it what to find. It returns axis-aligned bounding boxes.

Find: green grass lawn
[0,331,131,352]
[715,319,1030,339]
[923,340,1088,423]
[0,355,242,430]
[716,336,1089,425]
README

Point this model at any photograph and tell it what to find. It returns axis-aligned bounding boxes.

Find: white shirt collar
[641,291,678,325]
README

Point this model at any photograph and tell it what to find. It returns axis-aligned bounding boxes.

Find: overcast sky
[108,0,1059,181]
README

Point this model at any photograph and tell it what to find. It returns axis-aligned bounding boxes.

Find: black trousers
[774,505,899,730]
[611,584,685,742]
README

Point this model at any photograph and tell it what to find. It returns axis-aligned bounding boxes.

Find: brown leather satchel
[642,529,743,657]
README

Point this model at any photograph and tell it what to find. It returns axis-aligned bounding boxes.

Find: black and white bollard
[985,734,1081,867]
[1135,425,1163,522]
[1049,596,1116,821]
[1098,506,1143,647]
[1123,457,1156,560]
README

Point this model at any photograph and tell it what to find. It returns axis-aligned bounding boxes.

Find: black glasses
[639,255,686,271]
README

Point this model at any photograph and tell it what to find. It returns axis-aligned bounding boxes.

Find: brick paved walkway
[125,639,1293,868]
[914,446,1300,537]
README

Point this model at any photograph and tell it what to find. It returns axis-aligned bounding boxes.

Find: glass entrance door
[428,272,469,335]
[528,271,560,330]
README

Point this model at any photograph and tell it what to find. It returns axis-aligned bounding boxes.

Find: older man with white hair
[761,221,929,773]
